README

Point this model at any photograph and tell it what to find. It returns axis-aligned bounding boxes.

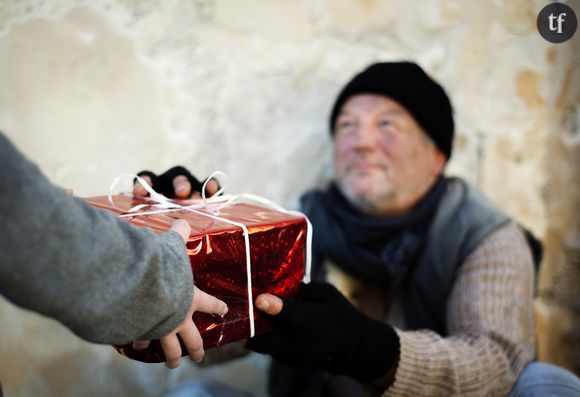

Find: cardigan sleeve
[384,222,535,396]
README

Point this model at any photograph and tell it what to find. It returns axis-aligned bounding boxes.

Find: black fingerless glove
[135,166,216,198]
[246,282,400,383]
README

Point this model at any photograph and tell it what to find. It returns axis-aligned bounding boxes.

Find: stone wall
[0,1,578,395]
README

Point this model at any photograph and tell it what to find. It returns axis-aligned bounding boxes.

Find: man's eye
[337,121,354,129]
[380,120,391,127]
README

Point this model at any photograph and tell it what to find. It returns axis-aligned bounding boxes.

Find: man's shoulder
[439,176,542,270]
[442,176,506,218]
[430,176,512,265]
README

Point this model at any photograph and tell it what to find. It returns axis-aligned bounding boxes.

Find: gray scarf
[300,177,447,290]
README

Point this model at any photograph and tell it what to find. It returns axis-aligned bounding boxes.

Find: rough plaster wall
[535,29,580,373]
[0,0,578,396]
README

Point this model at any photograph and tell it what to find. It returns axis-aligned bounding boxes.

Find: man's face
[333,94,446,216]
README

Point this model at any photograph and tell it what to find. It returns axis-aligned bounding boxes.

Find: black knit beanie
[329,62,454,159]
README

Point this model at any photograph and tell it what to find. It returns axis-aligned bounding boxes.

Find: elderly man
[138,62,579,396]
[251,62,536,396]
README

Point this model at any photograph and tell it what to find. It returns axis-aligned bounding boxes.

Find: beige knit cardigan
[326,222,536,397]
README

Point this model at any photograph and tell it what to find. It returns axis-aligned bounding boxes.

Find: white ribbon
[108,171,312,338]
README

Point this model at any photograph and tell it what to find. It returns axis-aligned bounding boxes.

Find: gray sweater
[0,132,193,344]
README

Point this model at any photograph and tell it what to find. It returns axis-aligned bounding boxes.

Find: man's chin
[346,178,392,197]
[339,182,393,210]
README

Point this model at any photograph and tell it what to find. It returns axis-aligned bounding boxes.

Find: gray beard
[336,180,394,216]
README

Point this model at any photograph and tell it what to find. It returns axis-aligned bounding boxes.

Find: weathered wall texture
[0,1,578,396]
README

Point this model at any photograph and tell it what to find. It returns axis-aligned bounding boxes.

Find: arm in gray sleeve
[0,132,194,344]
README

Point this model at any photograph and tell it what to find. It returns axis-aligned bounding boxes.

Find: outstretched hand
[133,166,219,199]
[132,285,228,368]
[132,219,228,368]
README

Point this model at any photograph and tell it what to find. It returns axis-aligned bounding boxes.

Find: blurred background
[0,0,578,396]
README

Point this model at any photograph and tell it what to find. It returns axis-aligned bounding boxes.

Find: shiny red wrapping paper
[84,195,306,363]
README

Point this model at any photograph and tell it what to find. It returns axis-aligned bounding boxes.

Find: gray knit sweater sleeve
[0,133,193,344]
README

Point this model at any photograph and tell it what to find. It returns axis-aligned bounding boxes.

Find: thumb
[170,219,191,243]
[255,293,284,315]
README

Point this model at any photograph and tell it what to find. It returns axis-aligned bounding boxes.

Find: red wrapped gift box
[84,195,307,363]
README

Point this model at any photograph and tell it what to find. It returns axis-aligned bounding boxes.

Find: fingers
[160,334,183,369]
[173,175,192,199]
[192,286,228,316]
[132,339,151,350]
[159,166,203,199]
[170,219,191,243]
[178,319,205,363]
[255,293,284,315]
[204,178,220,196]
[133,172,155,196]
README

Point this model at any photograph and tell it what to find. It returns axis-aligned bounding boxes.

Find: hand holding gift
[134,283,228,368]
[132,219,228,369]
[246,282,399,383]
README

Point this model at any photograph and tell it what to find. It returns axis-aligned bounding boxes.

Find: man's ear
[431,148,447,175]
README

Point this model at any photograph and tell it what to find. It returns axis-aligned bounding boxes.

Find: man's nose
[352,122,379,149]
